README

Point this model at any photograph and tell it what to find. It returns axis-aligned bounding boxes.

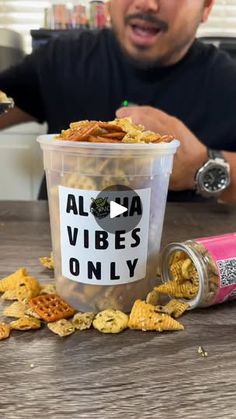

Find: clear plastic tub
[37,134,179,312]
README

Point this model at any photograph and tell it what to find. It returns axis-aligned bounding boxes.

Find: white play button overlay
[91,185,143,234]
[110,201,128,219]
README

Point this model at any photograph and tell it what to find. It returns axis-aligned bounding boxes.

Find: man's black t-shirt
[1,29,236,200]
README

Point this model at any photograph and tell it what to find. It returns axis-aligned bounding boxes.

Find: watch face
[202,164,229,193]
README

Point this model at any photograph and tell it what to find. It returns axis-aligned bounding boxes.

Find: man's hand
[116,106,207,191]
[0,106,35,130]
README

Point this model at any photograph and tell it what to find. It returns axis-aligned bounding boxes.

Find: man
[0,0,235,202]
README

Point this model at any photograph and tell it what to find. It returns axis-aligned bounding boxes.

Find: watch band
[208,149,225,161]
[195,148,230,197]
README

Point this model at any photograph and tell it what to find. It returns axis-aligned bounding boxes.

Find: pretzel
[57,117,174,144]
[28,294,76,322]
[61,121,100,142]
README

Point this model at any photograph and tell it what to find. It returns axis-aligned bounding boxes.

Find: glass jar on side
[160,233,236,309]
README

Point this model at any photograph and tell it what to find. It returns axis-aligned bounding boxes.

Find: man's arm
[219,151,236,203]
[116,106,236,203]
[0,106,36,130]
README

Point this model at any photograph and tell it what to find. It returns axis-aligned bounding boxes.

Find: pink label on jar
[196,233,236,305]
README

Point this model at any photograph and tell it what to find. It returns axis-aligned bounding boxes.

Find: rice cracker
[93,309,128,333]
[47,319,75,337]
[10,316,41,330]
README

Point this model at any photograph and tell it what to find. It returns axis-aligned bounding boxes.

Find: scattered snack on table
[1,289,18,301]
[197,346,208,357]
[128,300,184,331]
[39,254,54,270]
[40,283,56,295]
[72,312,95,330]
[3,301,26,318]
[0,259,193,341]
[0,267,28,292]
[47,319,75,337]
[24,306,41,319]
[15,276,41,302]
[0,273,41,303]
[155,299,189,319]
[93,309,129,333]
[10,316,41,331]
[28,294,76,322]
[0,322,11,340]
[57,117,174,144]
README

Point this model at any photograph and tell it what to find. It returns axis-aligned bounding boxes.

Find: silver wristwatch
[195,149,230,197]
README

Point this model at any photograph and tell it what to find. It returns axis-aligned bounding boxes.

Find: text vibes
[59,187,150,286]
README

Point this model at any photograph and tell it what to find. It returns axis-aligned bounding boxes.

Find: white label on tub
[58,186,150,285]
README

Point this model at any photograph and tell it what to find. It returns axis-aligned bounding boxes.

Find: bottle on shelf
[72,1,88,29]
[89,1,107,29]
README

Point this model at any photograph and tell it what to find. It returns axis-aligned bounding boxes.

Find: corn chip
[155,280,198,299]
[128,300,184,331]
[170,251,187,264]
[0,267,28,292]
[181,258,194,280]
[145,289,160,305]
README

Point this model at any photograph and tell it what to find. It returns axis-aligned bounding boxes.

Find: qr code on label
[217,258,236,287]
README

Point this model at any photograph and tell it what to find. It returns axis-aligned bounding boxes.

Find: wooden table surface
[0,201,236,419]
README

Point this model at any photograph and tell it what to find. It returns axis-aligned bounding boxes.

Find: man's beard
[112,12,169,70]
[117,43,165,69]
